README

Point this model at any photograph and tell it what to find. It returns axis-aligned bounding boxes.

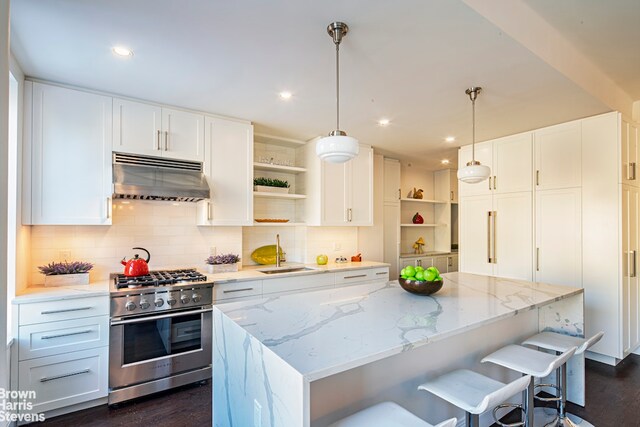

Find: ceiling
[10,0,639,170]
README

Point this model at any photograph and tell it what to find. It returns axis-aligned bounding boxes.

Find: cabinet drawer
[19,316,109,361]
[214,280,262,302]
[18,347,108,413]
[19,296,109,326]
[369,267,390,282]
[335,267,389,286]
[262,272,334,295]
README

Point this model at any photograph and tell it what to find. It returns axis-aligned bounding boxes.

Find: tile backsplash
[29,200,242,285]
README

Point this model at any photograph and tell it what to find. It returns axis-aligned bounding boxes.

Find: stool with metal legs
[328,401,457,427]
[522,331,604,427]
[481,345,577,427]
[418,369,531,427]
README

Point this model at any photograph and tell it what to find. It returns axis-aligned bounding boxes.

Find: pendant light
[457,87,491,183]
[316,22,359,164]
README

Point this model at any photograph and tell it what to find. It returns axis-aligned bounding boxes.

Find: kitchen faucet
[276,234,281,267]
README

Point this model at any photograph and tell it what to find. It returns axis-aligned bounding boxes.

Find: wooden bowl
[398,278,443,296]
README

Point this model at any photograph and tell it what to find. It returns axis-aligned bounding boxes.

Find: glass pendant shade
[457,161,491,183]
[316,134,359,164]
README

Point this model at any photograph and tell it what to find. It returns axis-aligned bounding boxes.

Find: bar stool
[418,369,532,427]
[481,345,577,427]
[522,331,604,427]
[328,401,457,427]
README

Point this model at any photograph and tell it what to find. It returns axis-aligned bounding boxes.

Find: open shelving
[253,192,307,199]
[400,198,448,204]
[400,223,442,227]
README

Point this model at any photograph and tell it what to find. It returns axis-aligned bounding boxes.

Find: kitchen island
[213,272,584,427]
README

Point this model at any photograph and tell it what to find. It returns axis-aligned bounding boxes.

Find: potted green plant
[254,177,290,194]
[38,261,94,287]
[205,253,241,273]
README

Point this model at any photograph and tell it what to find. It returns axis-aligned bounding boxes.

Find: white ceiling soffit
[10,0,614,170]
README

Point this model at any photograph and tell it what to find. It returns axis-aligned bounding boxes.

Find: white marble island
[213,272,584,427]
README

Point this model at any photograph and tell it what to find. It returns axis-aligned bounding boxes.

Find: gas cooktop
[113,268,207,289]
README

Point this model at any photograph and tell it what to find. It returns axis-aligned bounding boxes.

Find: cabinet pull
[487,211,492,263]
[40,369,91,383]
[492,211,497,263]
[417,259,422,267]
[632,250,637,278]
[536,170,540,186]
[450,191,454,201]
[632,163,637,181]
[157,130,161,150]
[207,201,212,220]
[493,176,497,190]
[223,288,254,293]
[375,272,387,275]
[488,176,492,191]
[348,208,353,222]
[164,131,169,151]
[398,189,401,200]
[448,257,452,267]
[344,274,367,279]
[106,197,111,219]
[536,248,540,271]
[41,330,93,340]
[41,307,93,315]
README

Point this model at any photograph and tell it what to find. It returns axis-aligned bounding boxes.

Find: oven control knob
[125,301,136,311]
[139,299,150,310]
[154,298,164,308]
[180,294,191,304]
[191,293,202,303]
[167,297,177,306]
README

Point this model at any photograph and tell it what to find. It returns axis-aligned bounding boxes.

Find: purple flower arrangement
[38,261,94,276]
[205,254,241,265]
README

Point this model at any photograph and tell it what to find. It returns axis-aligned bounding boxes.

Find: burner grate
[114,269,207,289]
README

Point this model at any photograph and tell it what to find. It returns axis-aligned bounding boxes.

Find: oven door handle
[110,307,213,325]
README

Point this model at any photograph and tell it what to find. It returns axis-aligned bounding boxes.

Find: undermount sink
[258,267,316,275]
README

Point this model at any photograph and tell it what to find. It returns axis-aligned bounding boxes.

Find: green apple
[316,254,328,265]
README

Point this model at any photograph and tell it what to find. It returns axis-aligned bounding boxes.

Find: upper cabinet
[24,82,113,225]
[113,98,204,162]
[197,117,253,226]
[458,133,532,197]
[305,142,374,226]
[534,121,581,190]
[383,158,401,204]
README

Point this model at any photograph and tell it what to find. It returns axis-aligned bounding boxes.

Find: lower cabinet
[12,296,110,417]
[213,280,263,302]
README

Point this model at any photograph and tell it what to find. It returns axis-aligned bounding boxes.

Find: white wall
[27,201,242,285]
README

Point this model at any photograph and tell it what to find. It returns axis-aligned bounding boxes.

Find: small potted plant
[254,177,290,194]
[38,261,94,287]
[205,253,241,274]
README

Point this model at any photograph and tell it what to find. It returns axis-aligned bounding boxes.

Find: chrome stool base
[532,408,595,427]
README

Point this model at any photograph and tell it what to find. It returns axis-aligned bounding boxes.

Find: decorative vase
[254,185,290,194]
[44,272,90,287]
[207,263,240,274]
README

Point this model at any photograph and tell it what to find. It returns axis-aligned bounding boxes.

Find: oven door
[109,306,212,389]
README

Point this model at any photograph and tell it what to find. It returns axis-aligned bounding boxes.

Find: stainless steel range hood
[112,153,210,202]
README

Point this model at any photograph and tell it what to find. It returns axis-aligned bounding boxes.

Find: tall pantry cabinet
[459,111,640,363]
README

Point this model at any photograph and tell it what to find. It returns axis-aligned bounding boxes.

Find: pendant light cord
[471,95,475,162]
[335,41,340,131]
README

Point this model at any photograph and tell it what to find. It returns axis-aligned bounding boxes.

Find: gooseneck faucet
[276,234,281,267]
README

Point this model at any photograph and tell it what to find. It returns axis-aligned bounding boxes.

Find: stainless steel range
[108,269,213,405]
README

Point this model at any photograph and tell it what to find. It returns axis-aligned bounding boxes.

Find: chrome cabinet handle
[223,288,254,293]
[41,330,93,340]
[40,369,91,383]
[344,274,367,279]
[417,259,422,267]
[536,170,540,186]
[41,307,93,315]
[164,131,169,151]
[536,248,540,271]
[157,130,161,150]
[376,272,387,275]
[632,250,637,278]
[487,211,492,263]
[207,201,212,220]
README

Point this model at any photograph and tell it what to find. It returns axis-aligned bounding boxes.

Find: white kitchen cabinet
[450,170,458,203]
[622,185,640,354]
[433,256,448,274]
[458,133,532,196]
[460,192,532,280]
[534,188,582,287]
[25,82,112,225]
[214,280,263,302]
[384,204,401,278]
[534,121,581,190]
[12,295,110,417]
[446,254,459,273]
[113,98,204,162]
[263,273,334,295]
[335,267,389,286]
[305,142,374,226]
[383,158,401,203]
[197,117,253,226]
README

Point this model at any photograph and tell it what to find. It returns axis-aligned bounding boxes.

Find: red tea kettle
[121,247,151,277]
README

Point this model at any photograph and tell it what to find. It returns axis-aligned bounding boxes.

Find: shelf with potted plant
[253,178,307,199]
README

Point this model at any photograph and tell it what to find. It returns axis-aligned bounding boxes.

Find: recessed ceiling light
[441,159,450,165]
[112,46,133,57]
[445,136,456,142]
[279,91,293,100]
[377,118,390,126]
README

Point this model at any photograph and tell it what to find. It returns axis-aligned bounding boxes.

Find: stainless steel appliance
[109,269,213,405]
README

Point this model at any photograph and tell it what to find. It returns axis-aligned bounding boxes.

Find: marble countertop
[215,272,582,381]
[13,281,111,304]
[205,261,389,283]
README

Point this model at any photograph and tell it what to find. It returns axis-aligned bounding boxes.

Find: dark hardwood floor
[31,355,640,426]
